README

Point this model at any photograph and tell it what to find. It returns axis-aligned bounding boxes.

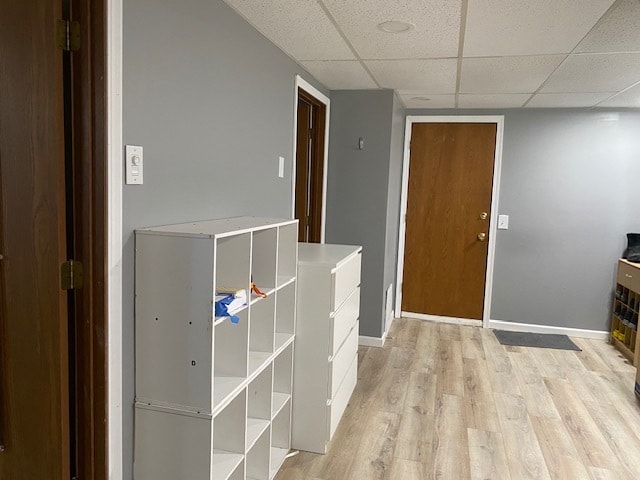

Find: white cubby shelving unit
[134,217,297,480]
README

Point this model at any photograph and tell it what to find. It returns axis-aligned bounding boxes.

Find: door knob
[479,212,488,220]
[477,233,486,241]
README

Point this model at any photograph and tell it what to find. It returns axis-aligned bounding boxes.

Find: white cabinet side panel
[291,267,332,453]
[135,234,214,412]
[134,407,211,480]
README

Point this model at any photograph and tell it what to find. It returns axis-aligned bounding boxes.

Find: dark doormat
[493,330,581,351]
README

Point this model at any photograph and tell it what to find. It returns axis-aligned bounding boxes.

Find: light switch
[278,156,285,178]
[125,145,143,184]
[498,214,509,230]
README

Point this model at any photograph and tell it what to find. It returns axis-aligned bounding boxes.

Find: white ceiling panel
[576,0,640,53]
[365,59,457,92]
[541,53,640,93]
[322,0,462,59]
[458,94,530,108]
[464,0,615,57]
[526,92,614,108]
[598,83,640,107]
[301,61,377,90]
[224,0,354,61]
[460,56,565,94]
[398,93,456,109]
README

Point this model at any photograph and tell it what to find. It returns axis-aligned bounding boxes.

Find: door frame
[394,115,505,328]
[106,0,124,477]
[292,75,330,243]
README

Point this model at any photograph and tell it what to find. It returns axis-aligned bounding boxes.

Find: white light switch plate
[498,214,509,230]
[125,145,143,184]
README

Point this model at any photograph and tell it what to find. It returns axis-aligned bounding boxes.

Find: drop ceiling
[223,0,640,109]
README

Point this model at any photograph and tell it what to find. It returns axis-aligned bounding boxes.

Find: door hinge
[56,19,80,51]
[61,260,84,290]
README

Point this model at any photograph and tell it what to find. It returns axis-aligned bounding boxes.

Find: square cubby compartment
[246,426,271,480]
[275,282,295,350]
[272,344,292,420]
[251,228,277,297]
[247,366,272,452]
[213,390,246,480]
[270,401,291,478]
[214,310,248,409]
[277,224,297,287]
[216,233,251,297]
[248,295,275,376]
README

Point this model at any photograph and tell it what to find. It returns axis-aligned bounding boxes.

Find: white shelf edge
[248,351,272,377]
[269,447,290,479]
[246,417,270,452]
[276,276,296,290]
[212,449,244,480]
[272,393,290,419]
[212,376,246,417]
[249,287,276,305]
[274,333,294,352]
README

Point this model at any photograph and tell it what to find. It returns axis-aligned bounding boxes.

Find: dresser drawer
[331,251,361,312]
[327,354,357,441]
[618,260,640,292]
[328,322,358,400]
[329,287,360,358]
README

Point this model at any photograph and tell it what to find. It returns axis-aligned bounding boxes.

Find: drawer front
[328,322,358,400]
[618,261,640,292]
[327,355,357,440]
[332,252,361,312]
[329,287,360,357]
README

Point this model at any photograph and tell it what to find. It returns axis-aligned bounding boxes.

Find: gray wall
[326,90,402,338]
[384,93,406,303]
[123,0,327,477]
[406,108,640,331]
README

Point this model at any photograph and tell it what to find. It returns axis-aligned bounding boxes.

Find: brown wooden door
[0,0,71,478]
[402,123,496,320]
[295,89,326,243]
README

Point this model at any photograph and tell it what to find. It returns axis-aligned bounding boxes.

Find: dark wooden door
[402,123,496,320]
[295,89,325,243]
[0,0,71,478]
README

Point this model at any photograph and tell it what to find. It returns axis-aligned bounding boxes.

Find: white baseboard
[488,319,609,340]
[401,311,482,327]
[359,331,387,348]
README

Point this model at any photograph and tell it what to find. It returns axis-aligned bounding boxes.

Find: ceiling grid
[223,0,640,108]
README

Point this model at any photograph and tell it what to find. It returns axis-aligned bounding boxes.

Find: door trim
[107,0,124,477]
[292,75,329,243]
[395,115,504,329]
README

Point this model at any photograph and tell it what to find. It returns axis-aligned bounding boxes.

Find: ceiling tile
[540,53,640,92]
[300,61,377,89]
[398,93,456,109]
[223,0,354,60]
[598,83,640,107]
[576,0,640,53]
[526,92,614,108]
[322,0,462,59]
[460,56,565,94]
[464,0,615,57]
[365,59,457,93]
[458,94,530,108]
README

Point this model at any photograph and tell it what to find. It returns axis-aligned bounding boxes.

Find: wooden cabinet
[292,243,362,454]
[134,217,297,480]
[611,259,640,366]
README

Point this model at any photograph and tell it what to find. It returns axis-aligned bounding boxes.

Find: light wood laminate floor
[275,318,640,480]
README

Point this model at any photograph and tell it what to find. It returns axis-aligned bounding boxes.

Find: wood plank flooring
[275,318,640,480]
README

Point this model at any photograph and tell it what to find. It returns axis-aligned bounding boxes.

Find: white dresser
[292,243,362,454]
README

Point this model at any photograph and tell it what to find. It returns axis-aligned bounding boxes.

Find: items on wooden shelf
[292,243,362,454]
[610,258,640,366]
[134,217,298,480]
